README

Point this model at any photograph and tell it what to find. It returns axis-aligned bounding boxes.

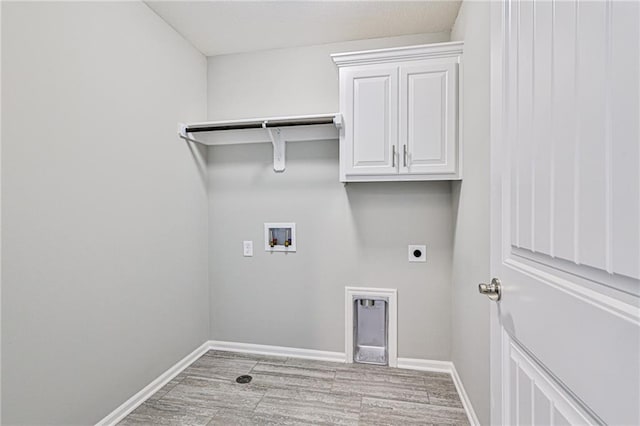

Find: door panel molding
[507,0,640,281]
[502,331,600,425]
[504,257,639,326]
[511,247,640,298]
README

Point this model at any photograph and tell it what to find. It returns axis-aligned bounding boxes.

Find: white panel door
[490,1,639,425]
[343,66,398,176]
[399,60,458,175]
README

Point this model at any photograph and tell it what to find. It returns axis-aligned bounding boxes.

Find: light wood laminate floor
[118,350,469,425]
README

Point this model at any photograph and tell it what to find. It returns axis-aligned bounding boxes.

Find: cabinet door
[343,66,398,176]
[399,60,458,175]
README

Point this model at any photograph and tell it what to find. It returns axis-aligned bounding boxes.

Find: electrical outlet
[243,241,253,257]
[408,245,426,262]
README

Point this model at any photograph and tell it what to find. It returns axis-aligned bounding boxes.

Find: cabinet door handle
[392,145,396,167]
[403,144,408,167]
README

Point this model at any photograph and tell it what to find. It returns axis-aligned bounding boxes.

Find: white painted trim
[396,358,480,426]
[451,363,482,426]
[95,341,211,426]
[340,172,461,182]
[489,1,506,425]
[332,41,464,67]
[184,113,340,130]
[394,357,480,425]
[345,287,398,367]
[195,124,338,146]
[209,340,346,363]
[397,357,453,373]
[0,3,3,421]
[505,256,639,324]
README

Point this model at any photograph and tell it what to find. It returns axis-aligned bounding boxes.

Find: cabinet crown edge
[331,41,464,67]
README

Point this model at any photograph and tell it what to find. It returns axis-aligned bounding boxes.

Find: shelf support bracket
[264,123,286,172]
[178,123,205,144]
[333,114,343,130]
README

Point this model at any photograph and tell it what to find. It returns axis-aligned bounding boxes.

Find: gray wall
[207,34,454,360]
[1,2,208,424]
[207,33,449,120]
[450,2,491,424]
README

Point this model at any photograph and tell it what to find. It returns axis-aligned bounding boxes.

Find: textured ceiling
[145,1,461,56]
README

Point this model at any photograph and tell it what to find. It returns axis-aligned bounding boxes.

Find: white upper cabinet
[343,66,398,176]
[400,60,458,176]
[332,42,463,182]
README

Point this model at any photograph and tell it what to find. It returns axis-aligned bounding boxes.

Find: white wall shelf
[178,113,342,173]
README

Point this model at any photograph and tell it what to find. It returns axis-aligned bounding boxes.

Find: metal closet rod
[185,117,336,133]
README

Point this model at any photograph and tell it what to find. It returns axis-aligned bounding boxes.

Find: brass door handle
[478,278,502,301]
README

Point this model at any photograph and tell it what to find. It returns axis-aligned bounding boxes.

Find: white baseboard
[209,340,346,363]
[450,363,481,426]
[396,357,479,426]
[97,340,479,426]
[397,357,453,373]
[95,341,211,426]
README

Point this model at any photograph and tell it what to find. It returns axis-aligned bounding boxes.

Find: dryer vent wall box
[264,223,296,252]
[331,41,464,182]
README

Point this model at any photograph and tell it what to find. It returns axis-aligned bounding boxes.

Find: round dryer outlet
[408,245,426,262]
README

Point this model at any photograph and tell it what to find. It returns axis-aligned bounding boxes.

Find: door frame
[489,1,506,424]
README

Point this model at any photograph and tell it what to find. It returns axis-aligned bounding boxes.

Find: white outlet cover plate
[408,245,426,262]
[243,240,253,257]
